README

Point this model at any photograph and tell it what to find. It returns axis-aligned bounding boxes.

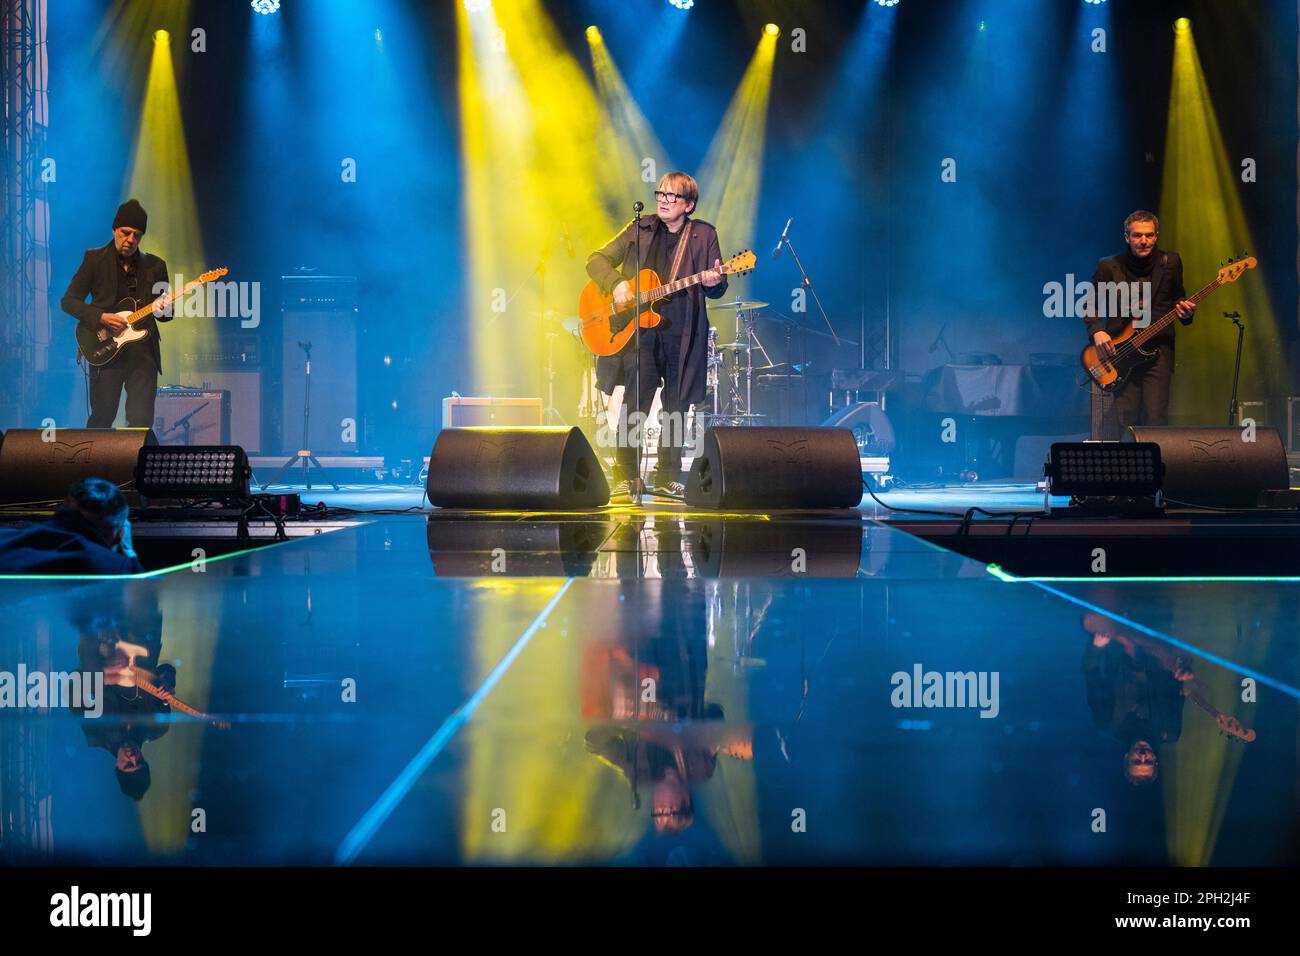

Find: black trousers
[613,329,688,483]
[1113,341,1174,430]
[87,345,159,428]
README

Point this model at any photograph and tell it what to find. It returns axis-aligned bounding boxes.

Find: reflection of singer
[586,172,727,496]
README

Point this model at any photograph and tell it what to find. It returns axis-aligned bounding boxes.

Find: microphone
[633,201,644,214]
[560,222,574,259]
[772,217,792,260]
[1222,311,1241,319]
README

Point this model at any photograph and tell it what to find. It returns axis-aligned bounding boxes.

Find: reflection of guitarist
[72,587,173,802]
[1081,611,1254,787]
[60,199,172,428]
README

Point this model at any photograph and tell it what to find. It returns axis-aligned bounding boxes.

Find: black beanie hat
[113,199,147,234]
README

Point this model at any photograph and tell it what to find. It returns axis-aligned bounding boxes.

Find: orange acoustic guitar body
[578,268,665,357]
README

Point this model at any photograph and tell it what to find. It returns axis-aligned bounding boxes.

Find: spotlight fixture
[154,29,169,42]
[764,23,780,37]
[1083,0,1107,5]
[669,0,695,9]
[1174,16,1191,32]
[1044,442,1164,499]
[585,25,601,42]
[875,0,900,6]
[136,446,252,499]
[251,0,280,14]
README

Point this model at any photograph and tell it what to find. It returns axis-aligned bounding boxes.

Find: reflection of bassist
[60,199,172,428]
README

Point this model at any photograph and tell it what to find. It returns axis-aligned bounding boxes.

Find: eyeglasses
[654,191,687,204]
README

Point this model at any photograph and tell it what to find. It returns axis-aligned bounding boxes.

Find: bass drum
[819,402,896,456]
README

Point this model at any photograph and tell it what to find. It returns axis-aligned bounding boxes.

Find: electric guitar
[1080,256,1255,392]
[76,267,229,367]
[577,250,756,357]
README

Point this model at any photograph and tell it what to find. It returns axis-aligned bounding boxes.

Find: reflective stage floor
[1,487,1297,866]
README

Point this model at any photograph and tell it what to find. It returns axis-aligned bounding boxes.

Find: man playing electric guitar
[586,172,727,496]
[61,199,173,428]
[1085,210,1196,428]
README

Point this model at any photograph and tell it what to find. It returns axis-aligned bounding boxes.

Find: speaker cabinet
[426,426,610,509]
[153,388,230,445]
[191,371,262,453]
[0,428,157,504]
[685,426,863,509]
[1125,425,1289,508]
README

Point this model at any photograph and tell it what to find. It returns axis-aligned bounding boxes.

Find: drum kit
[549,299,801,430]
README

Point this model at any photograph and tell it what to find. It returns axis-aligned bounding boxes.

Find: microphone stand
[1225,311,1245,426]
[632,200,644,506]
[775,223,840,349]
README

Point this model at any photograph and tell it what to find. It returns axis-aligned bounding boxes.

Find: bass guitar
[76,266,229,367]
[577,250,756,357]
[1080,256,1255,392]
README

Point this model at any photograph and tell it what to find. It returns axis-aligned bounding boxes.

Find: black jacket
[61,241,173,372]
[586,216,728,406]
[1084,249,1190,344]
[0,510,144,574]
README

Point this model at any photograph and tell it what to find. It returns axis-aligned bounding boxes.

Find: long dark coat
[585,216,728,407]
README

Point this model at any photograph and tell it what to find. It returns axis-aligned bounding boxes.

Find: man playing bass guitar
[1085,210,1197,427]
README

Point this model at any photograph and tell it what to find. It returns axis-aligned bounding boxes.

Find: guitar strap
[667,221,692,285]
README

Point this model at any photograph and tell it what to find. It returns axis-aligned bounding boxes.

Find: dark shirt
[1085,248,1189,346]
[645,222,689,337]
[116,252,142,310]
[0,510,143,574]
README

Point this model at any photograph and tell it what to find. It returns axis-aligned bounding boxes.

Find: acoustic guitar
[1080,256,1255,392]
[577,250,756,357]
[76,266,229,367]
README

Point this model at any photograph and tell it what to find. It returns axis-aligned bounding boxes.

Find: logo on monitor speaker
[764,438,810,466]
[1189,438,1234,464]
[47,441,93,464]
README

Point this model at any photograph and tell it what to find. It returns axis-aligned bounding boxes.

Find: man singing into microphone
[586,172,727,496]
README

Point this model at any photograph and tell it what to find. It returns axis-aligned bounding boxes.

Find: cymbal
[707,299,769,312]
[716,341,752,351]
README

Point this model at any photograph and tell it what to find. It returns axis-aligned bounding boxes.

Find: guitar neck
[136,676,216,723]
[1129,277,1220,348]
[640,267,724,306]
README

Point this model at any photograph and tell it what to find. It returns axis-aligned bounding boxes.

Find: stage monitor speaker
[426,426,610,509]
[685,426,863,509]
[1125,425,1289,508]
[0,428,157,504]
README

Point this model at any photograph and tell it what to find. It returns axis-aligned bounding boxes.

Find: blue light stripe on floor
[1027,580,1300,701]
[334,576,575,865]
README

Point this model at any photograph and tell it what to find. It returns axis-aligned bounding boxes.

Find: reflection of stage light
[764,23,780,37]
[250,0,280,13]
[585,25,601,43]
[669,0,694,9]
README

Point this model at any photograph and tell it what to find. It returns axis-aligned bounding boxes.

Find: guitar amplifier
[442,396,543,428]
[153,388,231,446]
[1288,397,1300,452]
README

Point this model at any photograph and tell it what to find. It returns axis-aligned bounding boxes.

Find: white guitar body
[100,310,152,347]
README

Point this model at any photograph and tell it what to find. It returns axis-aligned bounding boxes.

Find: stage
[2,479,1294,867]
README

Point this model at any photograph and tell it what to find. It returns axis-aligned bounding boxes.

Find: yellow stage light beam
[697,27,779,274]
[126,26,209,376]
[1159,18,1288,424]
[93,0,193,84]
[587,29,675,220]
[457,1,637,403]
